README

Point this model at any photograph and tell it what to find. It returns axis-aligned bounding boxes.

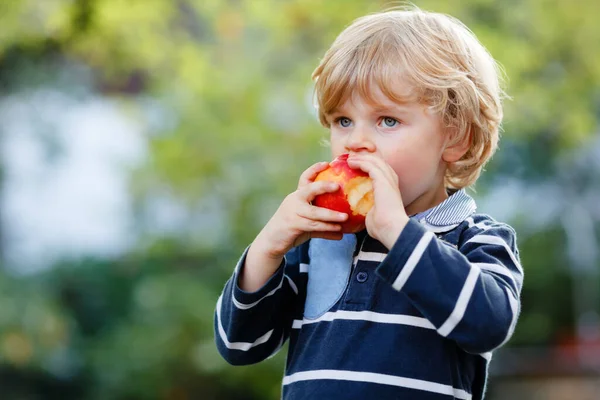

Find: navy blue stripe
[286,321,474,388]
[215,210,521,400]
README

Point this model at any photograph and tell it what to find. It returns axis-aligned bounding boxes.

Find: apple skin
[313,154,374,233]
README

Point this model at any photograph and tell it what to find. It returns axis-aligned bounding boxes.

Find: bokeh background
[0,0,599,399]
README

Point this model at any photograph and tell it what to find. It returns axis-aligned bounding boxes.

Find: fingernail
[339,213,348,220]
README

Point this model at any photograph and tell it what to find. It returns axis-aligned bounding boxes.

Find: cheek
[329,131,346,151]
[384,145,437,182]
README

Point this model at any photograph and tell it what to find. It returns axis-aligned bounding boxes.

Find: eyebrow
[372,104,411,113]
[325,101,414,118]
[327,105,404,114]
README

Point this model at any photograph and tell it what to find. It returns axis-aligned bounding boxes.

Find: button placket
[343,235,381,306]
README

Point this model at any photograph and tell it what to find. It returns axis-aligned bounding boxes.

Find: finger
[297,203,348,223]
[309,231,344,241]
[298,218,342,233]
[349,153,390,174]
[298,161,330,188]
[296,180,340,202]
[349,154,397,185]
[346,157,390,186]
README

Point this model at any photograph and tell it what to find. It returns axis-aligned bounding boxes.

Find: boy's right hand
[253,161,349,260]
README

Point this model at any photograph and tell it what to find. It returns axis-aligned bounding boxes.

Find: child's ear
[442,127,471,163]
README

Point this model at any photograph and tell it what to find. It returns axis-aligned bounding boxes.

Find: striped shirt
[215,189,523,399]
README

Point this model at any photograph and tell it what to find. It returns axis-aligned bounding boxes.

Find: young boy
[215,7,523,400]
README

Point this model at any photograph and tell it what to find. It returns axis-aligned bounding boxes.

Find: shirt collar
[411,189,477,233]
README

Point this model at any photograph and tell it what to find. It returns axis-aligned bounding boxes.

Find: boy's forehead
[332,82,419,113]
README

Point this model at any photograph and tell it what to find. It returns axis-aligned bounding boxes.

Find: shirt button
[356,271,368,283]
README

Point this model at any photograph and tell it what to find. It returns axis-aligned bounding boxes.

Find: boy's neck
[405,186,449,217]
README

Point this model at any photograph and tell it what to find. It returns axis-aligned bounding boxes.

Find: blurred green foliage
[0,0,599,399]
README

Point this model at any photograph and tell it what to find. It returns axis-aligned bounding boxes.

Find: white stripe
[353,251,387,265]
[465,217,495,231]
[285,275,298,295]
[291,310,434,330]
[232,275,285,310]
[480,352,492,361]
[419,220,460,233]
[299,263,309,273]
[282,369,471,399]
[215,295,274,351]
[267,334,285,359]
[392,231,435,291]
[422,188,475,229]
[498,286,520,348]
[465,235,523,275]
[438,266,481,337]
[472,262,519,290]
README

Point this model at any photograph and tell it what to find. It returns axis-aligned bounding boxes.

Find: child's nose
[345,127,376,153]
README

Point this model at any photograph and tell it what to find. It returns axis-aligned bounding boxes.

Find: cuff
[376,219,435,291]
[232,246,287,307]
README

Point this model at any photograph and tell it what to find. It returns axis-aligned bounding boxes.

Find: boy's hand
[347,154,409,249]
[253,162,349,260]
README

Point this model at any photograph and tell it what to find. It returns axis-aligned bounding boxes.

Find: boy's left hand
[347,154,409,249]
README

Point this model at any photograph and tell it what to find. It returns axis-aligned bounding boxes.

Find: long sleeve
[376,218,523,354]
[214,245,303,365]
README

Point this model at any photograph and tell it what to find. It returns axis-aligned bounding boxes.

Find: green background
[0,0,599,399]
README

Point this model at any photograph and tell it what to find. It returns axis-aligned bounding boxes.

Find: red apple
[313,154,374,233]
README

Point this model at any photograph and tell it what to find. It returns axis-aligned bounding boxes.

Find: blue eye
[382,117,399,127]
[337,117,352,128]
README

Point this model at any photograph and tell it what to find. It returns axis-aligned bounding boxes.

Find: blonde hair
[312,6,507,189]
